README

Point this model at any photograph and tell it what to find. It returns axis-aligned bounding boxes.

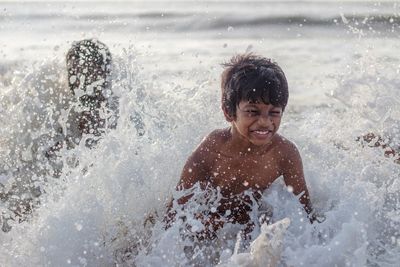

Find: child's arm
[176,142,210,204]
[281,141,313,218]
[164,136,211,227]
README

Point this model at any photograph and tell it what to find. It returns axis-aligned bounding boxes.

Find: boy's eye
[241,107,282,118]
[245,110,260,116]
[269,110,282,117]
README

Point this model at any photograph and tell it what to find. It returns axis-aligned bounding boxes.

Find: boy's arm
[164,136,212,226]
[281,141,313,216]
[176,142,210,204]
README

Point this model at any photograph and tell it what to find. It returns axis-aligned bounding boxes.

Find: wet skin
[174,101,312,235]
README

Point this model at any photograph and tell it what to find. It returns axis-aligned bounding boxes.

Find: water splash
[0,43,399,267]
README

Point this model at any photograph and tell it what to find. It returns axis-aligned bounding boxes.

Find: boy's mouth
[251,129,274,138]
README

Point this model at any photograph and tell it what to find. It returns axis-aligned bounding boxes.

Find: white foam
[1,12,400,266]
[218,218,291,267]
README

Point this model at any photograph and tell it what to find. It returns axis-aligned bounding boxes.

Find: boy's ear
[222,105,234,122]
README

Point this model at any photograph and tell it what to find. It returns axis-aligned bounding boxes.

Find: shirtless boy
[47,38,118,156]
[167,54,315,239]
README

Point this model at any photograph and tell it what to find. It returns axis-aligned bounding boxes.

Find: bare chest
[208,153,281,195]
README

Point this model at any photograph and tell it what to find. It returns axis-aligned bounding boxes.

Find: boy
[63,38,118,147]
[167,54,315,239]
[46,39,118,157]
[1,39,118,232]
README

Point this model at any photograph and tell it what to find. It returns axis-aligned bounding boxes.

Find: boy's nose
[257,114,273,126]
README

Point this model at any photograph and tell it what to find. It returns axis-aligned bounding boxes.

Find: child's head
[221,54,288,120]
[66,39,112,109]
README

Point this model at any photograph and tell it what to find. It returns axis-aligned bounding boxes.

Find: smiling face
[231,100,283,147]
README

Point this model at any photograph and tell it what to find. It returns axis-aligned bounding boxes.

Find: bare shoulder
[272,134,302,162]
[178,128,227,189]
[199,128,230,152]
[187,128,228,165]
[273,134,299,151]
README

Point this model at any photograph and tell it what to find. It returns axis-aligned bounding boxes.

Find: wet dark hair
[66,39,112,109]
[221,53,288,118]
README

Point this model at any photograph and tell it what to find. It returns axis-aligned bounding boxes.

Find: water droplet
[75,222,83,231]
[245,45,253,53]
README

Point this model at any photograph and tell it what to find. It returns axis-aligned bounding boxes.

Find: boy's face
[232,100,283,146]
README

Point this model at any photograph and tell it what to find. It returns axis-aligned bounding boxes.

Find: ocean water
[0,0,399,266]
